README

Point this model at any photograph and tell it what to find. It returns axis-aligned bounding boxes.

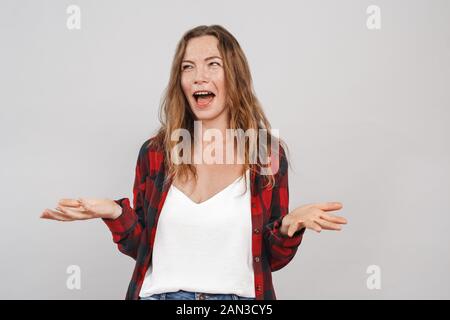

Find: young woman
[41,25,347,300]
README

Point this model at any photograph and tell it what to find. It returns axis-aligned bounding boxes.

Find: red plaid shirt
[102,136,305,300]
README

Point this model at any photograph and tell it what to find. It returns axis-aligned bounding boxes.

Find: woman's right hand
[40,198,123,221]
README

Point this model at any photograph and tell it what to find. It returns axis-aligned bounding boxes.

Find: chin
[192,110,221,121]
[190,102,226,121]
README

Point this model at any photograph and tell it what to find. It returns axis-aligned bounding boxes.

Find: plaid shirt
[102,137,305,300]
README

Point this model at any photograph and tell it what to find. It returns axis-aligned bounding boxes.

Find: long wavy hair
[148,24,290,191]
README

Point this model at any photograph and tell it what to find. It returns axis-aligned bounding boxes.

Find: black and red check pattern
[102,136,305,300]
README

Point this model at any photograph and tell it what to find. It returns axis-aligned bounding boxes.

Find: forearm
[102,198,143,260]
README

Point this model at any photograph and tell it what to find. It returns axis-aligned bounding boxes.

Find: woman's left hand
[280,202,347,237]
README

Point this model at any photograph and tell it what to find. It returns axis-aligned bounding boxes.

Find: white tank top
[139,168,255,298]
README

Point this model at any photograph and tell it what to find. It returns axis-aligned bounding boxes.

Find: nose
[193,65,210,84]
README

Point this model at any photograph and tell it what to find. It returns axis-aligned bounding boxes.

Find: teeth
[193,91,214,96]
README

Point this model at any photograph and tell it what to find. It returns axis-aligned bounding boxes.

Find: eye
[209,61,221,67]
[182,64,193,71]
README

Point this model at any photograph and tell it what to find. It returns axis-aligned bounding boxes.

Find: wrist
[108,203,123,220]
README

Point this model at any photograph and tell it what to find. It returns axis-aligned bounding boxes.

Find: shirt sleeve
[102,139,150,260]
[264,144,305,272]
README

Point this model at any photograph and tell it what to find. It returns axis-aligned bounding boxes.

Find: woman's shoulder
[137,135,166,172]
[140,134,165,154]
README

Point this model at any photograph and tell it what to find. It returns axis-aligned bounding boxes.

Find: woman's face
[181,35,227,122]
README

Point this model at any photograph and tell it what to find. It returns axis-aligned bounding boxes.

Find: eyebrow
[182,56,223,64]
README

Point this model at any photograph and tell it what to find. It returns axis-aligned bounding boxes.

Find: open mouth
[193,90,216,108]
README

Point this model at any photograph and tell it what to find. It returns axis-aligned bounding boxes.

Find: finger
[58,204,87,214]
[287,221,303,237]
[304,221,322,233]
[40,210,55,220]
[313,202,343,212]
[56,206,89,220]
[41,209,73,222]
[58,198,82,208]
[320,213,347,224]
[311,221,322,233]
[315,218,342,231]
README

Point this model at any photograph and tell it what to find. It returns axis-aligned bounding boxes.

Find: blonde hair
[148,25,290,190]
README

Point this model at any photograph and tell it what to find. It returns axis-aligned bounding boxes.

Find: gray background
[1,0,449,299]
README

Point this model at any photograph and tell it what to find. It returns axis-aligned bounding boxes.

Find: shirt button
[198,293,206,300]
[253,228,260,234]
[254,256,260,263]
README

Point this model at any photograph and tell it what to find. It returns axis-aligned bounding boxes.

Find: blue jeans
[140,290,255,300]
